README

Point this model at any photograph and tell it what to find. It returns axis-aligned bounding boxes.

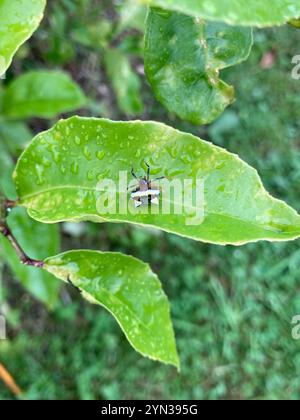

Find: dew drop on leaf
[96,150,105,161]
[71,162,79,175]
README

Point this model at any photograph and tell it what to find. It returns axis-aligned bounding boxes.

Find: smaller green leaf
[117,0,148,33]
[14,116,300,245]
[0,121,32,198]
[0,0,46,77]
[104,48,144,116]
[0,121,32,154]
[140,0,300,27]
[2,70,87,119]
[44,250,179,367]
[71,20,113,49]
[0,207,61,309]
[0,140,14,198]
[144,8,253,125]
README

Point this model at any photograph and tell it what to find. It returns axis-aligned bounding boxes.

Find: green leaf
[144,8,253,125]
[117,0,148,33]
[0,121,32,197]
[0,0,46,77]
[104,49,144,116]
[0,139,14,198]
[289,18,300,28]
[44,250,179,367]
[0,121,32,155]
[2,70,86,119]
[0,188,5,223]
[139,0,300,27]
[71,19,113,49]
[0,207,61,309]
[14,117,300,245]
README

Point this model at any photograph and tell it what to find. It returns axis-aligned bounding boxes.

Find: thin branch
[0,363,22,397]
[4,199,18,212]
[0,222,44,268]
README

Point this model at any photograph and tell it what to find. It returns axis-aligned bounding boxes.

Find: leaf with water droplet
[141,0,300,27]
[44,250,179,368]
[0,0,46,77]
[144,8,253,125]
[2,70,86,119]
[14,116,300,245]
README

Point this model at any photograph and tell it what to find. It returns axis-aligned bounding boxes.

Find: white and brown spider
[128,163,165,208]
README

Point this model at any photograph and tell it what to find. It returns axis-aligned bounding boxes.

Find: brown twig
[0,222,44,268]
[0,363,22,397]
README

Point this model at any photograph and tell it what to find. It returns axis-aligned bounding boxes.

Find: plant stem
[0,363,23,397]
[4,199,18,212]
[0,222,44,268]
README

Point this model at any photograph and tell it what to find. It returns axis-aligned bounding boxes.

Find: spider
[128,163,165,208]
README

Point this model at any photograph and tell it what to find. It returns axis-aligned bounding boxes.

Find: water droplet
[193,149,202,158]
[75,136,81,146]
[96,150,105,161]
[54,131,62,141]
[41,157,51,167]
[35,164,45,185]
[166,144,178,159]
[71,162,79,175]
[48,145,62,164]
[180,155,192,164]
[83,146,92,161]
[97,169,110,180]
[87,170,94,181]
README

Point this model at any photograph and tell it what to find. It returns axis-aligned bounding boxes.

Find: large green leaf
[140,0,300,27]
[44,250,179,367]
[0,0,46,77]
[2,70,86,119]
[144,8,253,125]
[14,117,300,245]
[0,207,60,308]
[104,49,144,116]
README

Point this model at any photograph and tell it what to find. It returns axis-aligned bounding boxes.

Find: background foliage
[1,0,300,399]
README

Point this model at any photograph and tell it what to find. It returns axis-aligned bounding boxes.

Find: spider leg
[144,161,151,182]
[150,176,165,189]
[127,183,139,191]
[131,168,138,180]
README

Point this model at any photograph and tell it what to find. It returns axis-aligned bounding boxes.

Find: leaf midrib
[19,184,296,234]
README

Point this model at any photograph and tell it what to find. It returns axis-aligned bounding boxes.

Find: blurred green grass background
[1,0,300,400]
